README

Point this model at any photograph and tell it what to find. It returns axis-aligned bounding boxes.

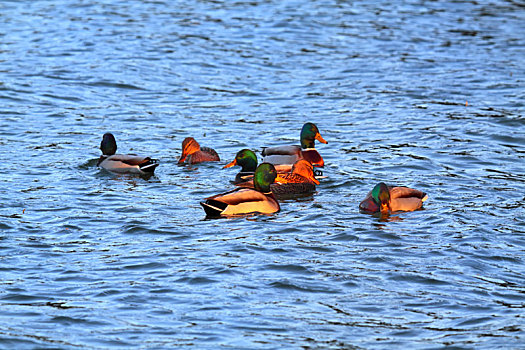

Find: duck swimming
[223,148,259,184]
[200,163,280,218]
[359,182,428,215]
[178,137,220,164]
[261,122,327,169]
[97,133,159,175]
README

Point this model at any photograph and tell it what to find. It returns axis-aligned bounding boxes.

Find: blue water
[1,0,524,348]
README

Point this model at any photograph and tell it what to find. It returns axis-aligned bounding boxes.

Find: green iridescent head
[371,182,390,212]
[300,122,328,149]
[253,163,277,193]
[236,149,258,172]
[100,133,117,156]
[223,149,258,172]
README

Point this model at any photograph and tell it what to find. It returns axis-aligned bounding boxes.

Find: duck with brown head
[178,137,220,164]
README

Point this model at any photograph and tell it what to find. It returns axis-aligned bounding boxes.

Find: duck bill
[315,133,328,144]
[312,177,320,185]
[380,203,389,214]
[178,153,188,163]
[223,158,237,169]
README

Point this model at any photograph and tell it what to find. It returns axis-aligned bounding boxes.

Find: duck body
[98,154,158,174]
[201,163,280,218]
[270,181,316,200]
[360,182,428,214]
[200,187,280,217]
[97,133,158,175]
[262,146,324,168]
[261,122,327,168]
[179,137,220,164]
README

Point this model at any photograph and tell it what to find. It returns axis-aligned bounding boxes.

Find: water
[0,0,524,348]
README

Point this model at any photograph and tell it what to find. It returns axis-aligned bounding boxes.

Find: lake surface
[1,0,524,348]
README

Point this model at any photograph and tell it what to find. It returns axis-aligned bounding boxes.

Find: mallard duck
[200,163,280,217]
[271,159,320,199]
[261,122,327,168]
[359,182,428,215]
[178,137,220,164]
[223,148,258,184]
[235,159,319,199]
[97,133,159,175]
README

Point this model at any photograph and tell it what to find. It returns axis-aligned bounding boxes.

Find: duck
[200,163,280,217]
[178,137,220,164]
[359,182,428,215]
[97,133,159,175]
[237,159,319,199]
[261,122,327,169]
[223,148,259,184]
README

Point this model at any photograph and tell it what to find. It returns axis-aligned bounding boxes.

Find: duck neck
[240,157,258,173]
[301,137,315,149]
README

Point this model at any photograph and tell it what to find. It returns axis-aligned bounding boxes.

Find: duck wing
[99,154,158,173]
[191,147,220,163]
[389,186,428,212]
[261,145,302,165]
[389,186,427,200]
[276,173,317,184]
[118,155,159,172]
[271,182,316,199]
[108,154,150,166]
[206,188,268,205]
[261,145,301,156]
[201,188,279,217]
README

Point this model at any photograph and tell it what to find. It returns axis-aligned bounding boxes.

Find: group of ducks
[97,122,428,218]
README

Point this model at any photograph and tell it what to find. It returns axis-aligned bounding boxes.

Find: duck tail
[139,158,159,173]
[200,199,227,218]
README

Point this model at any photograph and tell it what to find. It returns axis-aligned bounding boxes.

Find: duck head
[223,149,258,172]
[300,122,327,149]
[291,159,320,184]
[100,133,117,156]
[179,137,200,163]
[254,163,278,193]
[372,182,391,214]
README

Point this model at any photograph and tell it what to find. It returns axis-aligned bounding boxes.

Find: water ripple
[0,0,523,348]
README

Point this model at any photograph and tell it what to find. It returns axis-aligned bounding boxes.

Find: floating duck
[261,122,327,169]
[178,137,220,164]
[223,149,259,184]
[359,182,428,215]
[200,163,280,217]
[97,133,159,175]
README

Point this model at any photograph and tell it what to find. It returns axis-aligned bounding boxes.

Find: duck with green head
[201,163,280,217]
[223,149,259,184]
[359,182,428,215]
[261,122,327,169]
[97,133,159,175]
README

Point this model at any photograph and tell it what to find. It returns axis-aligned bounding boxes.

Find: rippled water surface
[1,0,524,348]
